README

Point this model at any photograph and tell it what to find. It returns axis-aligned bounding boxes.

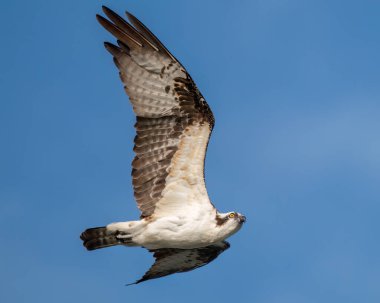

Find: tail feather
[80,226,132,251]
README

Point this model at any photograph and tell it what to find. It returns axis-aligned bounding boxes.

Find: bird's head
[215,211,246,238]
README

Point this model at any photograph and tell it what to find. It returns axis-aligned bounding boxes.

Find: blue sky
[1,0,380,302]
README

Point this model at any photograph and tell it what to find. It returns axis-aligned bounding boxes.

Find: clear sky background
[1,0,379,302]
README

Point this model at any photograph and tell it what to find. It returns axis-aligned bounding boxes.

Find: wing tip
[124,10,136,23]
[101,5,110,13]
[95,14,108,27]
[125,280,142,286]
[104,41,122,56]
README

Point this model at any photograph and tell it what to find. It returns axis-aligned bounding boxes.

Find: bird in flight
[80,6,246,284]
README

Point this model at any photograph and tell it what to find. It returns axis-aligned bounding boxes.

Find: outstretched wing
[97,7,215,218]
[128,241,230,285]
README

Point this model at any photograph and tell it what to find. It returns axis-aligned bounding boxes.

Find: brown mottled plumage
[81,6,246,284]
[96,6,214,218]
[130,241,230,285]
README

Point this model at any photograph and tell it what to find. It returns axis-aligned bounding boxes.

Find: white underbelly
[133,216,219,249]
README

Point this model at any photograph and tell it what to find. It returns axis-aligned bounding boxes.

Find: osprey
[81,6,246,284]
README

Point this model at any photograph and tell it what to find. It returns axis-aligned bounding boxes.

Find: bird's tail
[80,226,132,251]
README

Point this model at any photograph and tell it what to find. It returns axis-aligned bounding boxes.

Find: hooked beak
[239,215,246,223]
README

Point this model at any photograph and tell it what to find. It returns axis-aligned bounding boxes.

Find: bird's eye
[228,213,235,218]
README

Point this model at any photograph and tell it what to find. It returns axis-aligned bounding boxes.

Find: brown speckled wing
[97,7,215,218]
[129,241,230,285]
